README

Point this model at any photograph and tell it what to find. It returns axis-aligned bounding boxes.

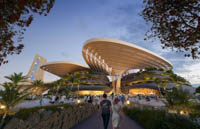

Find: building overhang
[82,38,172,75]
[40,61,89,77]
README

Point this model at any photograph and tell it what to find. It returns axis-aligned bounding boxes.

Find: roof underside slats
[40,61,89,77]
[82,38,172,75]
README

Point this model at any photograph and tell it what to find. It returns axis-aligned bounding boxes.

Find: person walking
[112,97,122,129]
[121,95,125,105]
[99,93,112,129]
[39,95,43,106]
[111,92,114,100]
[60,95,66,104]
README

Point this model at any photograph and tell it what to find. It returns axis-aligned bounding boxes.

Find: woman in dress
[112,97,122,129]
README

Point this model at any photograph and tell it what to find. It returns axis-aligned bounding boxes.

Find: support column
[111,74,122,94]
[116,74,122,94]
[112,75,116,93]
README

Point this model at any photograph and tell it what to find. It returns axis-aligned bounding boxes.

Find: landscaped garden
[0,72,97,129]
[124,86,200,129]
[123,106,200,129]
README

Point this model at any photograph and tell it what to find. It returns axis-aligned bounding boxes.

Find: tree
[169,74,179,88]
[31,80,44,95]
[196,86,200,93]
[4,72,26,87]
[0,82,29,128]
[63,71,89,93]
[165,87,192,110]
[63,73,74,90]
[63,72,82,90]
[154,78,162,95]
[58,88,71,96]
[52,79,65,95]
[142,0,200,58]
[32,80,44,87]
[0,0,55,66]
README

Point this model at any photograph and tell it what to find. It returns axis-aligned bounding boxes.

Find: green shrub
[123,107,200,129]
[15,104,70,120]
[189,103,200,118]
[165,87,192,109]
[196,86,200,93]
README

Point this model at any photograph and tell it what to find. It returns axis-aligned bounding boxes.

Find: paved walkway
[71,112,143,129]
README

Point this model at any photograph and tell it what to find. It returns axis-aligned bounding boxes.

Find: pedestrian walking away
[112,97,122,129]
[99,93,112,129]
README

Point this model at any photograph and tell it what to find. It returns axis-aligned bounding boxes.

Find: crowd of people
[38,93,129,106]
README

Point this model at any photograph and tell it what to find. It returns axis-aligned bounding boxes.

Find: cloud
[176,61,200,85]
[61,52,70,59]
[108,1,200,86]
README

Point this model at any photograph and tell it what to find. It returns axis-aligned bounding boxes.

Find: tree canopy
[196,86,200,93]
[165,87,192,110]
[0,0,55,66]
[142,0,200,58]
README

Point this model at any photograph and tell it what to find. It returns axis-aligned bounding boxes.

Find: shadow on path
[71,112,143,129]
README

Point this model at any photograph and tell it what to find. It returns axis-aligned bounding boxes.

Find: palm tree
[31,80,44,95]
[74,72,84,92]
[74,77,82,92]
[63,72,74,89]
[53,79,65,95]
[32,80,44,86]
[63,71,90,94]
[4,72,27,87]
[63,72,82,90]
[154,78,161,94]
[0,82,29,128]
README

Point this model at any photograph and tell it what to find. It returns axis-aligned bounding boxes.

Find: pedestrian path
[71,112,143,129]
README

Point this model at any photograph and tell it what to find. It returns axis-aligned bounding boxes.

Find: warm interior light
[129,88,159,96]
[180,110,184,115]
[126,100,130,105]
[0,105,6,109]
[76,90,104,95]
[77,99,81,104]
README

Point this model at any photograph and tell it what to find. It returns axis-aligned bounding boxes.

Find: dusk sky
[1,0,200,87]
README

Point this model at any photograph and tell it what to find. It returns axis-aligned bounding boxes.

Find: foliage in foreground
[142,0,200,59]
[0,82,29,128]
[164,87,193,110]
[0,72,41,128]
[15,104,70,120]
[123,107,200,129]
[0,0,55,66]
[196,86,200,93]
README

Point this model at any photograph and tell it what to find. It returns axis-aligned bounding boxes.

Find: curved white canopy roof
[40,61,89,77]
[82,38,172,75]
